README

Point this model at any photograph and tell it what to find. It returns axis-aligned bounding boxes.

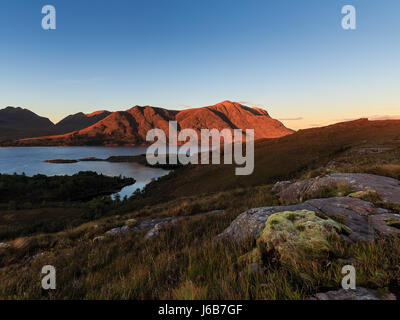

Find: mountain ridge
[10,101,294,146]
[54,111,111,133]
[0,107,111,142]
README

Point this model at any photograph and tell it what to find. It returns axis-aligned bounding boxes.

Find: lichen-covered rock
[247,210,350,266]
[218,203,319,242]
[348,190,380,200]
[310,287,396,300]
[385,217,400,229]
[124,218,137,227]
[273,173,400,205]
[219,197,390,242]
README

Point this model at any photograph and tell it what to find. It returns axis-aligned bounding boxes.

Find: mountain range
[0,107,111,142]
[0,101,294,146]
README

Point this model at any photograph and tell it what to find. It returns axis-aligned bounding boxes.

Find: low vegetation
[0,171,134,203]
[1,210,399,299]
[1,119,400,299]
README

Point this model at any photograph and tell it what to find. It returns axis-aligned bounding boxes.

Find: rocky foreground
[84,172,400,300]
[219,173,400,300]
[1,171,399,300]
[86,172,400,300]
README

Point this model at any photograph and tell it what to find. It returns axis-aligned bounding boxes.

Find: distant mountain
[0,107,55,141]
[14,101,294,146]
[0,106,54,130]
[54,111,111,133]
[0,107,111,142]
[176,101,288,139]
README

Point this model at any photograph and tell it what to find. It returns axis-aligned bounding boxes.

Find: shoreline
[41,154,185,170]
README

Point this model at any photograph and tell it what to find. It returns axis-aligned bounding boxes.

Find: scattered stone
[134,217,175,233]
[32,252,45,259]
[144,219,178,240]
[105,226,130,237]
[102,210,224,240]
[137,210,223,240]
[0,242,10,249]
[310,287,396,300]
[218,197,391,242]
[144,224,163,239]
[273,173,400,205]
[93,236,106,242]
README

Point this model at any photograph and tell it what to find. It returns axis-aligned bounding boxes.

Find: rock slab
[273,173,400,205]
[219,197,399,242]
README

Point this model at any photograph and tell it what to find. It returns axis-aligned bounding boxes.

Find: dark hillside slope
[142,119,400,200]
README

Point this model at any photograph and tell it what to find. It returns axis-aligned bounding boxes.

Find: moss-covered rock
[348,190,381,202]
[384,218,400,229]
[248,210,351,267]
[125,218,137,227]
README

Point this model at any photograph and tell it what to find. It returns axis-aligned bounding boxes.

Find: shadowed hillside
[0,107,111,142]
[0,107,55,141]
[140,118,400,200]
[54,110,111,133]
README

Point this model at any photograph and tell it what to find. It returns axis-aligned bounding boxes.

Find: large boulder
[218,202,320,242]
[272,173,400,205]
[219,197,398,242]
[245,210,351,266]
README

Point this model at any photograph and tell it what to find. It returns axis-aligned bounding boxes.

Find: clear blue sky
[1,0,399,129]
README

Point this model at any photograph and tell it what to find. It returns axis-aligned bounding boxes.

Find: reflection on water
[0,146,169,198]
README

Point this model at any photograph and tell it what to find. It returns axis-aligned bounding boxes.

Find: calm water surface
[0,146,169,198]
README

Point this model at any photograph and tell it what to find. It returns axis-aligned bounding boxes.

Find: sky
[0,0,399,130]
